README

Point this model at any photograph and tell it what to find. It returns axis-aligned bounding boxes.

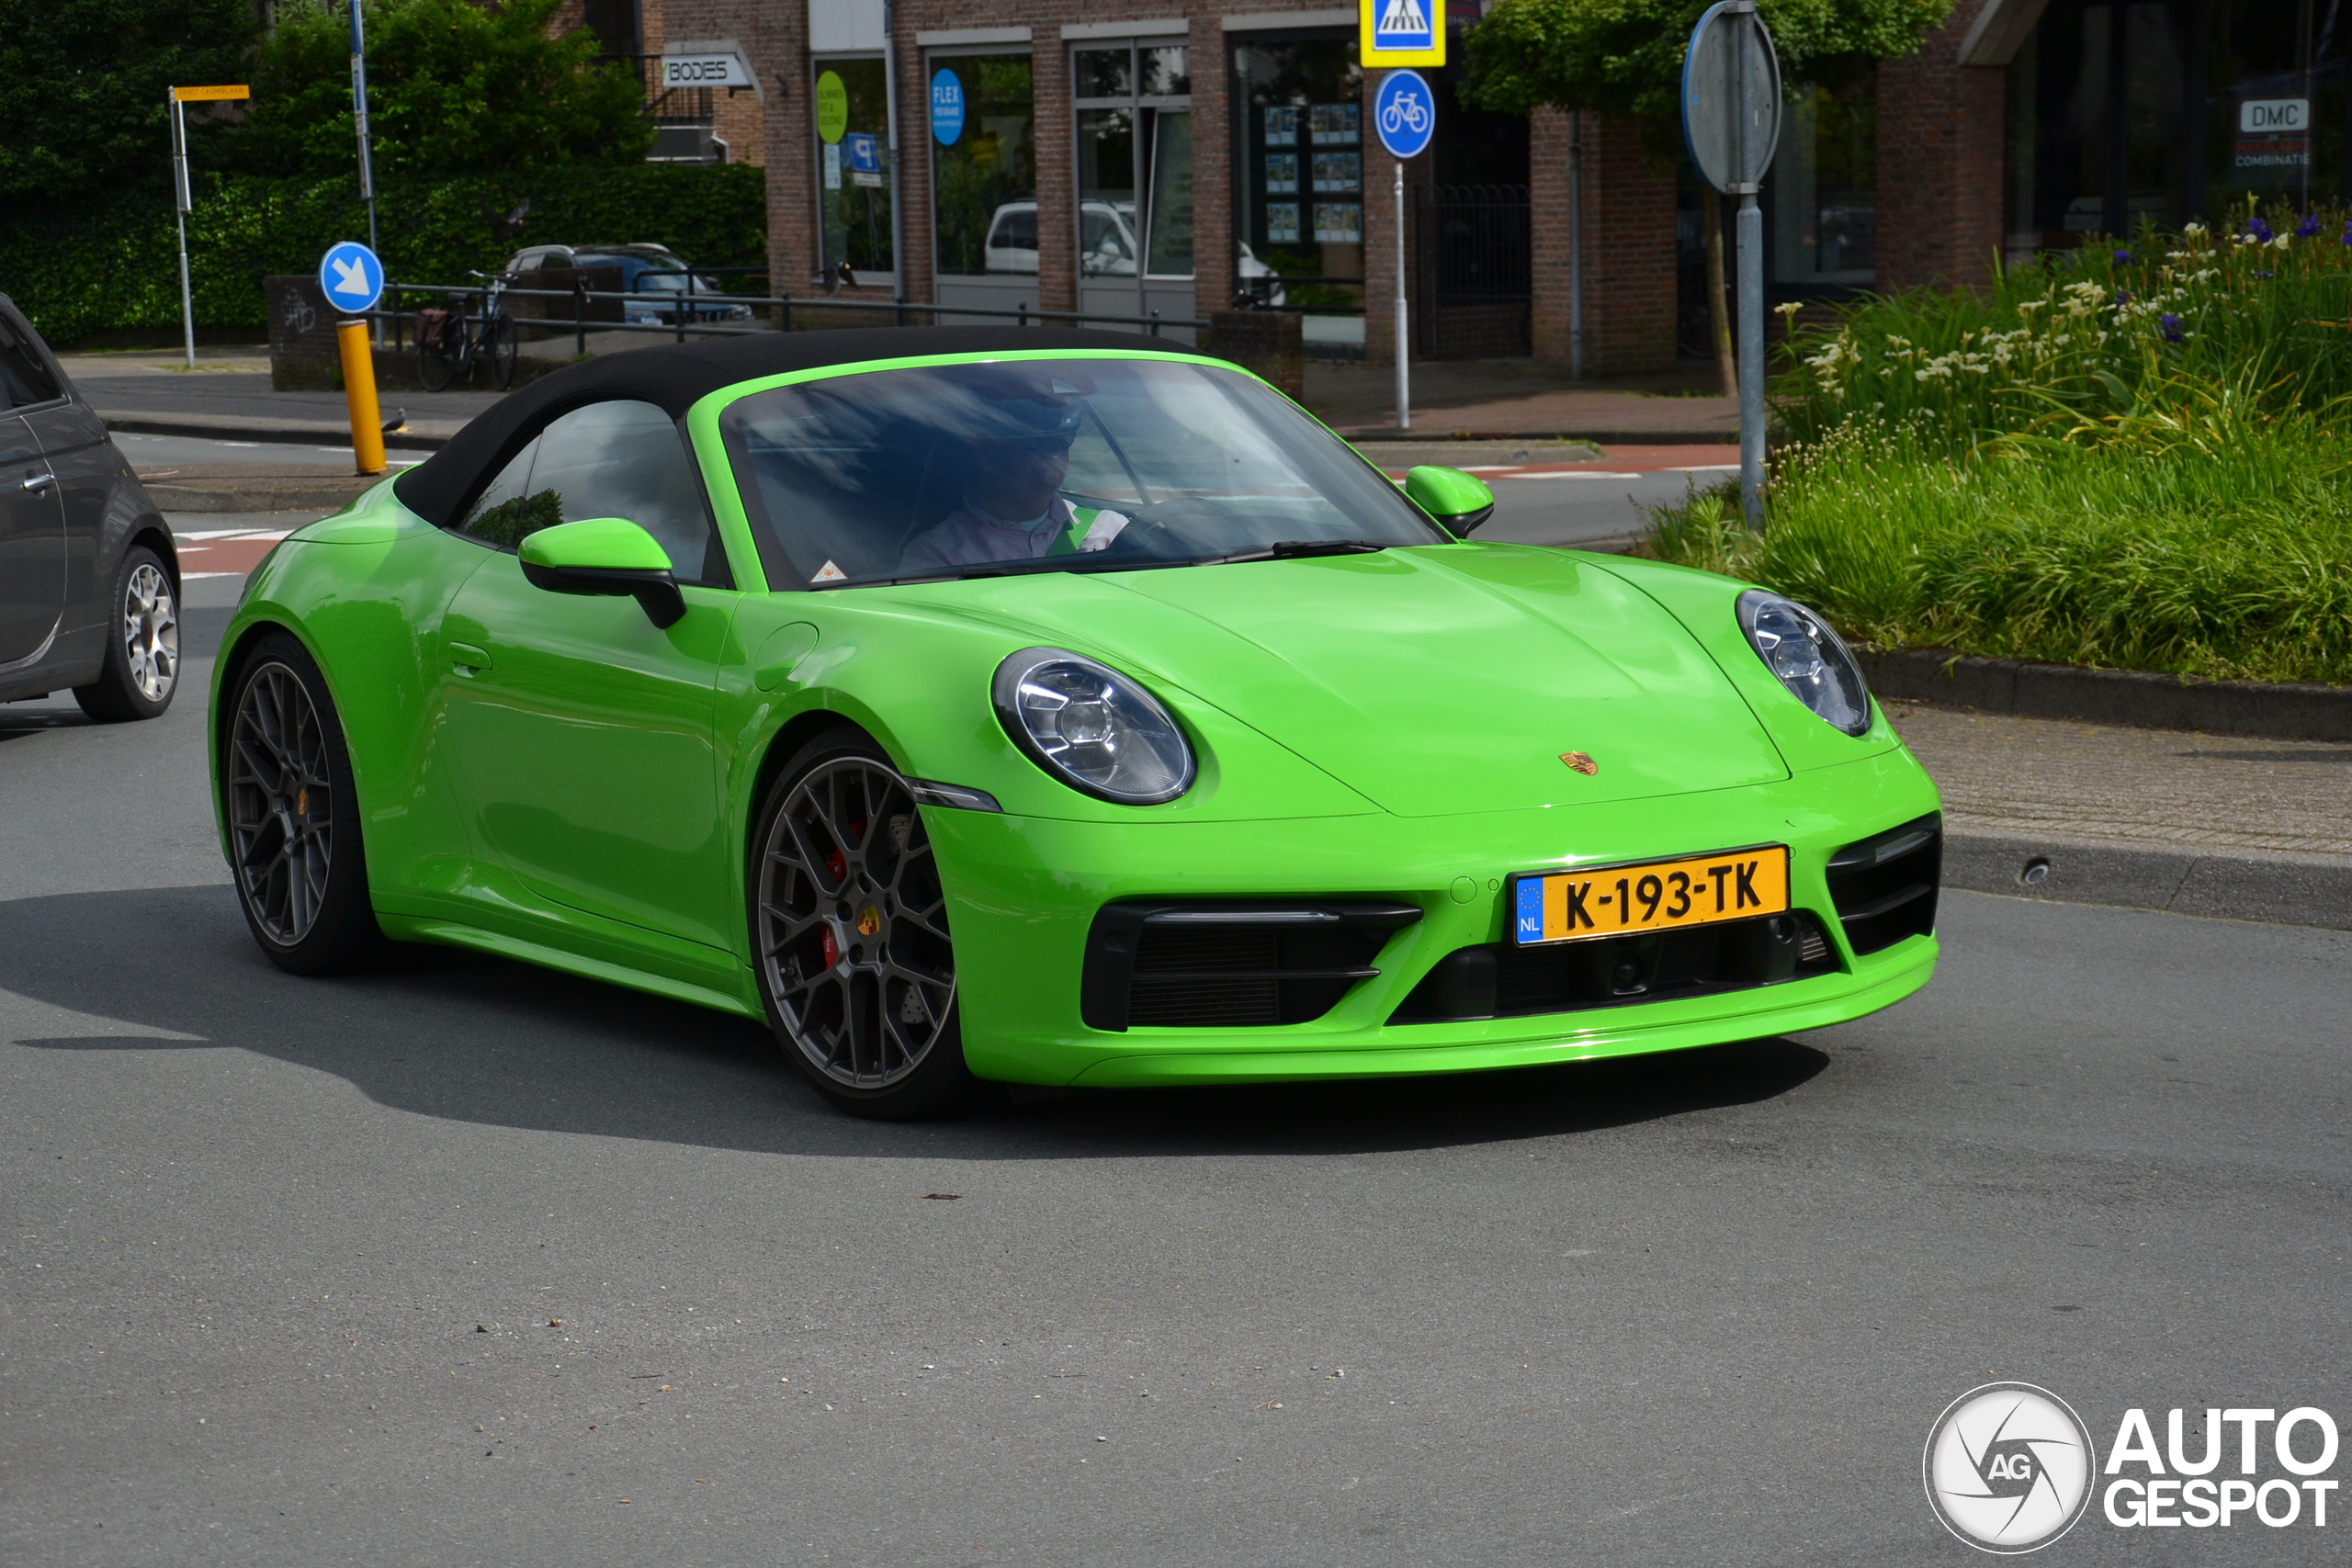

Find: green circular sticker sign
[815,71,848,144]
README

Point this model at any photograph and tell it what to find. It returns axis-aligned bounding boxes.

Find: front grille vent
[1390,911,1839,1024]
[1081,901,1423,1031]
[1826,812,1941,954]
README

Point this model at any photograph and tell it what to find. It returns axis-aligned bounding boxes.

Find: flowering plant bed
[1645,206,2352,688]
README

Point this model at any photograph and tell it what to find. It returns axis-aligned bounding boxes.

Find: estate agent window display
[1232,32,1366,351]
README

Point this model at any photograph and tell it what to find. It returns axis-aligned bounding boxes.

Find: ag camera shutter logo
[1924,1382,2098,1553]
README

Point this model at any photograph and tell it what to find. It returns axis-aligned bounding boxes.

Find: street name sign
[171,84,249,103]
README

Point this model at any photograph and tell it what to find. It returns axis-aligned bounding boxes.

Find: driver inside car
[899,398,1129,572]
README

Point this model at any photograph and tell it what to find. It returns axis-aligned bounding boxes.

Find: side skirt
[376,912,767,1022]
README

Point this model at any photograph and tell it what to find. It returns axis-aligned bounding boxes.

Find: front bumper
[929,745,1942,1086]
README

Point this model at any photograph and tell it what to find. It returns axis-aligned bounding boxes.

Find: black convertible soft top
[390,325,1199,528]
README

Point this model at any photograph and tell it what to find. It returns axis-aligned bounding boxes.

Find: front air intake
[1825,812,1941,955]
[1080,901,1423,1031]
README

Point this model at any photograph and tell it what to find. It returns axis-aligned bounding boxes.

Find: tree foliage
[235,0,650,182]
[0,0,257,206]
[1464,0,1955,127]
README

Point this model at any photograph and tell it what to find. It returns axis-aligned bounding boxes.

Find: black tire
[489,314,519,390]
[72,545,180,722]
[750,728,980,1119]
[418,336,458,393]
[220,633,387,976]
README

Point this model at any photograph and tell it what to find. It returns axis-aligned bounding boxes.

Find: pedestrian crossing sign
[1363,0,1444,66]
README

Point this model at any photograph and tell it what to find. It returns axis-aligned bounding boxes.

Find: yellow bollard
[335,318,387,476]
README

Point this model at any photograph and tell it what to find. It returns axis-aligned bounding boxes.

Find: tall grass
[1646,203,2352,684]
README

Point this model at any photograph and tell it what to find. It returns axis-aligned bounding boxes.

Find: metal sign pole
[349,0,381,344]
[1729,8,1764,529]
[171,91,196,370]
[1396,160,1410,430]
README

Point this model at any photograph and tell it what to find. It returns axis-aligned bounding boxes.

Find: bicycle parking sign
[1374,69,1436,160]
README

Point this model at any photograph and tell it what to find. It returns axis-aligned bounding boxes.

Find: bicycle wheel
[418,337,457,392]
[489,314,519,390]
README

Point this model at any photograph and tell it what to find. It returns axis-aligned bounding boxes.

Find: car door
[0,314,65,666]
[438,399,741,950]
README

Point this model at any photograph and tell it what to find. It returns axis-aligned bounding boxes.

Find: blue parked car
[503,243,756,325]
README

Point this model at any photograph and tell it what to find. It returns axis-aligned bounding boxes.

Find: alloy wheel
[757,757,956,1089]
[226,662,334,946]
[121,561,178,703]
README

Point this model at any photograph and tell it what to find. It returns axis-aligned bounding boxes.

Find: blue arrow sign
[318,241,384,316]
[1374,69,1436,161]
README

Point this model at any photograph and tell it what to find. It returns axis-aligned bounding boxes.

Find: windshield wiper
[1196,539,1391,566]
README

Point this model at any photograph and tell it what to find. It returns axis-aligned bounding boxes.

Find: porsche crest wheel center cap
[856,906,882,938]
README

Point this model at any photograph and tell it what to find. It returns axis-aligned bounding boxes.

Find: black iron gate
[1416,183,1532,358]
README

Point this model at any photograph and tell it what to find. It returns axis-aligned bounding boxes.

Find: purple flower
[2159,313,2183,343]
[2298,212,2322,238]
[2112,249,2132,265]
[2246,217,2275,243]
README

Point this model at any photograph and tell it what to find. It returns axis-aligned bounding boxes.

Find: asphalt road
[3,588,2346,1566]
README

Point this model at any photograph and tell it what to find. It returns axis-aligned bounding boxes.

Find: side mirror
[518,517,686,628]
[1405,466,1497,536]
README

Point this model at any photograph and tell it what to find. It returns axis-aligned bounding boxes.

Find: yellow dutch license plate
[1510,846,1790,945]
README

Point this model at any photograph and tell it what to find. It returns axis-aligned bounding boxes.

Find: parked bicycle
[415,270,520,392]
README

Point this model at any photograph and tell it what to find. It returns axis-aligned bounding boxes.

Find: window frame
[1069,36,1196,285]
[924,44,1040,282]
[443,395,736,591]
[812,51,899,288]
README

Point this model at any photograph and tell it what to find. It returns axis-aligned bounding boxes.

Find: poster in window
[1312,152,1361,193]
[1312,202,1361,243]
[1263,106,1299,144]
[823,142,842,190]
[1309,104,1359,145]
[1265,153,1298,194]
[1266,202,1301,243]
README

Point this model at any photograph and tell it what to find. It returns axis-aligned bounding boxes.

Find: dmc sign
[2239,97,2309,133]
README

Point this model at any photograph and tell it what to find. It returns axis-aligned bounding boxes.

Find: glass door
[1072,39,1194,338]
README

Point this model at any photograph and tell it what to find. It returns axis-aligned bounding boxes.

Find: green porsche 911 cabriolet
[210,327,1941,1117]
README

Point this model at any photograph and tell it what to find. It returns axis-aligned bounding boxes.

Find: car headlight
[992,647,1196,805]
[1736,590,1872,737]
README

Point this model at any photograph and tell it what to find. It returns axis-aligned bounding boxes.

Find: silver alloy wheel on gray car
[756,755,956,1089]
[226,660,335,946]
[120,560,178,704]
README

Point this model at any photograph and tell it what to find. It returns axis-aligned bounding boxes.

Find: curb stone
[1860,647,2352,743]
[99,412,452,452]
[1943,829,2352,932]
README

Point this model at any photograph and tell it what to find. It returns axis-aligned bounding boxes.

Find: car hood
[962,544,1789,818]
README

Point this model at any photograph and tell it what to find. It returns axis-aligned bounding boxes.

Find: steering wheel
[1102,497,1231,558]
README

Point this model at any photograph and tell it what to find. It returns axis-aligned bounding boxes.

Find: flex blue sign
[1374,69,1436,160]
[930,69,965,145]
[318,240,384,316]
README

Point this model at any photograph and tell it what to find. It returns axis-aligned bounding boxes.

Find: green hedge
[0,162,767,345]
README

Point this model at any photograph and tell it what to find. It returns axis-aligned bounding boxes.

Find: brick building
[584,0,2344,372]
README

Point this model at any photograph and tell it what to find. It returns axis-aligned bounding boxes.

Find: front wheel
[489,314,519,390]
[751,729,978,1119]
[221,633,386,976]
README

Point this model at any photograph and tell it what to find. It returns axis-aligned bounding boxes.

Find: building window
[930,54,1036,276]
[1770,77,1876,287]
[1072,41,1195,286]
[814,57,894,279]
[2006,0,2345,252]
[1233,34,1363,346]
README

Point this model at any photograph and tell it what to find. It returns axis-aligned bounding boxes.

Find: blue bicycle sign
[1374,69,1436,160]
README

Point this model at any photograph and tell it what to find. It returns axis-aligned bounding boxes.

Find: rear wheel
[751,729,977,1119]
[72,546,178,722]
[418,334,458,392]
[221,634,385,975]
[489,314,519,389]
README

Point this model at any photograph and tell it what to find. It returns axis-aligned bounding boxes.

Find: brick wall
[1875,0,2005,294]
[1528,108,1676,376]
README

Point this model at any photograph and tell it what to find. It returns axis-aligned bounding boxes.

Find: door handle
[21,472,56,493]
[449,640,492,675]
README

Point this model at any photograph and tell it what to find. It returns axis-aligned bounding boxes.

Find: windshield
[720,357,1444,589]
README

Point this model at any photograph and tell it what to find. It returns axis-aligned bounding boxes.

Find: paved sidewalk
[58,344,500,447]
[1887,700,2352,929]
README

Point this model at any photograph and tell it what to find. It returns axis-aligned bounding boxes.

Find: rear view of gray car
[0,294,182,720]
